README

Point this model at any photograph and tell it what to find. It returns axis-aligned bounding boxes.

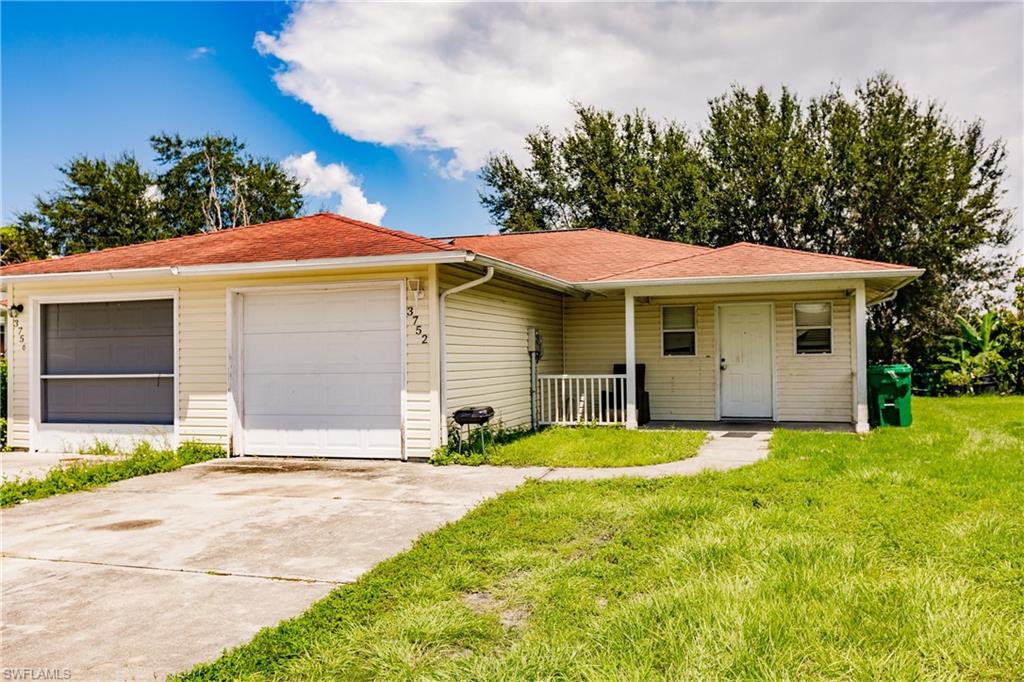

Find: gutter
[582,268,926,290]
[0,251,471,284]
[438,266,495,442]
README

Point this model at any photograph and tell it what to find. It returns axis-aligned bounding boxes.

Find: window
[662,305,697,356]
[40,300,174,424]
[794,302,832,354]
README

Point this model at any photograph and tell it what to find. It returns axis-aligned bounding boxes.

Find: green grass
[433,426,707,467]
[178,397,1024,680]
[0,441,225,507]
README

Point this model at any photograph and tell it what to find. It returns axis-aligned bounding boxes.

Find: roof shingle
[449,229,711,282]
[593,242,914,282]
[0,213,457,277]
[0,213,916,284]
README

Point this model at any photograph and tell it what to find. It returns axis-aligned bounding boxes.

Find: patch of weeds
[78,439,123,456]
[431,421,532,466]
[1,440,225,507]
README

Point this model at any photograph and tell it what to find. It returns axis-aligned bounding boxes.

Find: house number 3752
[407,306,428,344]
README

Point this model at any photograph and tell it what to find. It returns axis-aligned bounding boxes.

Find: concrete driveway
[1,457,544,681]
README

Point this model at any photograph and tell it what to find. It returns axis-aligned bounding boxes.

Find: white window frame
[661,304,698,357]
[29,291,179,452]
[794,301,833,355]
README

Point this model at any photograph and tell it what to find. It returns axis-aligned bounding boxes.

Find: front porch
[534,280,871,432]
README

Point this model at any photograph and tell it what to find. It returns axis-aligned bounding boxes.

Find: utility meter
[527,327,544,360]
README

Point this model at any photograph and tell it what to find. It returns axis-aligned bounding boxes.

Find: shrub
[431,421,531,466]
[0,357,6,450]
[936,311,1014,394]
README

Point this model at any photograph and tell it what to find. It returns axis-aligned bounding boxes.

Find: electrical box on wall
[527,327,543,360]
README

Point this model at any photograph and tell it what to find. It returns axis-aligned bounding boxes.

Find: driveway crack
[1,553,347,585]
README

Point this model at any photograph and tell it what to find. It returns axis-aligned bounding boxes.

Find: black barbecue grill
[452,406,495,453]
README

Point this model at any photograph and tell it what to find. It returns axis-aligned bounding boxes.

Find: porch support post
[853,281,869,433]
[625,289,638,429]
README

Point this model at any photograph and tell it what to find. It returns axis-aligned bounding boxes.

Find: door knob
[720,358,727,370]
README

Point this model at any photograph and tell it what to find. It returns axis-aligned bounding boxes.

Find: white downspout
[438,266,495,441]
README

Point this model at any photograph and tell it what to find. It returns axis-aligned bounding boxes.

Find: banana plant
[938,311,1006,391]
[955,311,1001,355]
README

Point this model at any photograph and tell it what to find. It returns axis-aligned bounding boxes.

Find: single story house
[0,213,922,459]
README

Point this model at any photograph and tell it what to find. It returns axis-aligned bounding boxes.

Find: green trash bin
[867,364,913,427]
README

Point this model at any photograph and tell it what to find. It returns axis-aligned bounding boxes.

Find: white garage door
[240,286,403,458]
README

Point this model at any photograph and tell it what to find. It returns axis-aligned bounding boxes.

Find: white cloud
[257,2,1022,248]
[188,46,215,60]
[281,151,387,225]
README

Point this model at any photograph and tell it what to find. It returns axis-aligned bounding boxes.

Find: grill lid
[452,406,495,425]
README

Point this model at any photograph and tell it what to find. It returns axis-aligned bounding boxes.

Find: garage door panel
[240,287,403,459]
[242,331,401,375]
[243,374,400,417]
[244,418,397,458]
[243,290,400,334]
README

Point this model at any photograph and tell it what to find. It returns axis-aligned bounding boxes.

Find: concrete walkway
[541,429,770,480]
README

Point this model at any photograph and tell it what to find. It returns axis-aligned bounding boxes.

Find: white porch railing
[538,374,627,425]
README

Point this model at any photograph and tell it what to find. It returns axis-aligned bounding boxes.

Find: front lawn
[1,441,225,507]
[437,426,706,467]
[179,397,1024,680]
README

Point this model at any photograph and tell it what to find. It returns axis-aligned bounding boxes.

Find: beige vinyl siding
[564,291,853,423]
[775,296,852,422]
[441,265,563,430]
[564,296,717,420]
[5,265,438,458]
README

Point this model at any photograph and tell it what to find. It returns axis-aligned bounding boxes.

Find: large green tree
[15,134,303,256]
[151,134,303,235]
[480,103,710,243]
[15,154,167,256]
[480,74,1016,365]
[705,75,1014,362]
[0,224,51,265]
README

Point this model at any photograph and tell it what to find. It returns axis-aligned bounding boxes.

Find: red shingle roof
[593,242,914,282]
[451,232,914,283]
[0,213,457,277]
[0,213,917,284]
[449,229,711,282]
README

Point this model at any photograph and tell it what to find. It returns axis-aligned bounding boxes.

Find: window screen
[41,300,174,424]
[795,302,832,354]
[662,305,697,356]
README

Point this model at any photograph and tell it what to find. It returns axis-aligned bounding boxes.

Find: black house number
[407,306,428,344]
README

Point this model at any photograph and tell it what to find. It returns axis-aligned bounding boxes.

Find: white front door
[239,286,403,458]
[719,304,773,419]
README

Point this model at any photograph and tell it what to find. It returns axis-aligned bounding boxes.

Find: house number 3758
[407,306,428,344]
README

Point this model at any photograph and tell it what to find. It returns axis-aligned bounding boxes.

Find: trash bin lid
[868,363,913,375]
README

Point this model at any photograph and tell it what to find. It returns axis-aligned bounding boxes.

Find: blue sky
[1,1,491,236]
[2,1,1021,249]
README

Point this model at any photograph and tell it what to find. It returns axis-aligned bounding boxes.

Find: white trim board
[1,251,469,283]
